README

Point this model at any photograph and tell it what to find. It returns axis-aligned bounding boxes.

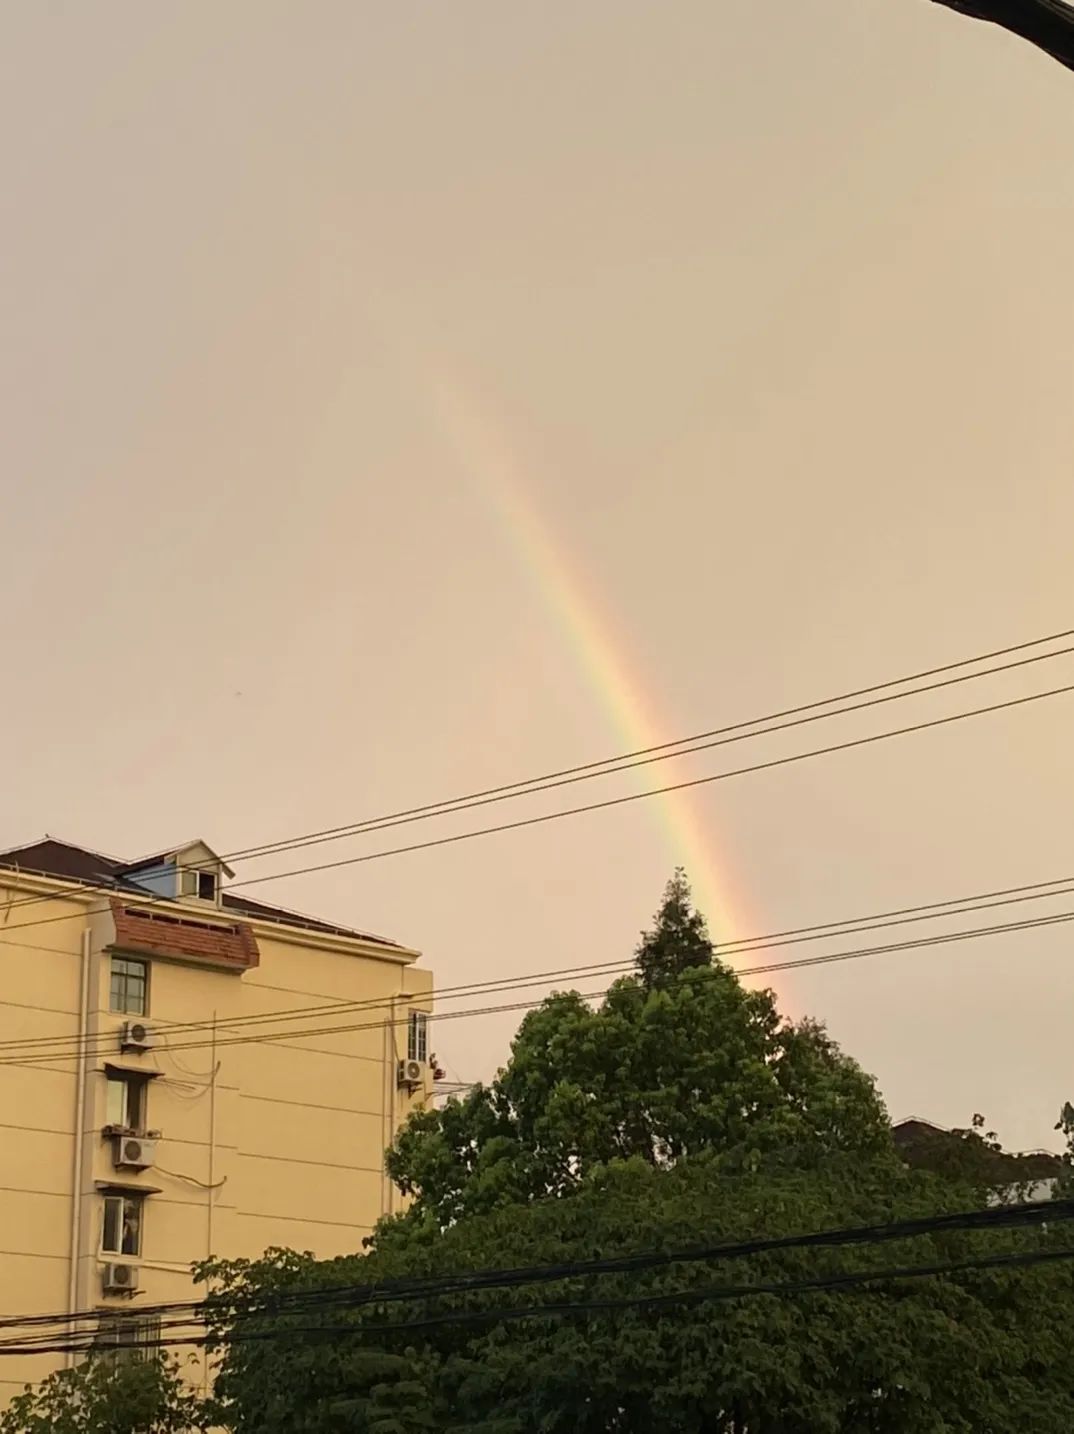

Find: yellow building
[0,836,433,1398]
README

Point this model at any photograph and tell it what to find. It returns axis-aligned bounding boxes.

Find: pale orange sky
[1,2,1072,1149]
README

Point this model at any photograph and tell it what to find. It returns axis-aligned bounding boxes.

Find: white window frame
[102,1193,144,1258]
[95,1313,161,1365]
[408,1010,429,1063]
[109,956,149,1016]
[105,1072,147,1132]
[180,866,218,901]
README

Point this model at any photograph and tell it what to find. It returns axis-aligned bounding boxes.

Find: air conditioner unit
[102,1263,140,1295]
[120,1021,155,1053]
[113,1135,158,1170]
[397,1058,426,1088]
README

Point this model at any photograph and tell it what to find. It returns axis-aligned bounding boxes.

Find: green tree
[0,1353,209,1434]
[635,868,714,986]
[387,871,891,1227]
[1055,1101,1074,1195]
[195,875,1074,1432]
[202,1155,1074,1433]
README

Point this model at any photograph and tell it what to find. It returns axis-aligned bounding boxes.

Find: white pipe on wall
[207,1012,218,1259]
[66,928,91,1362]
[387,995,397,1217]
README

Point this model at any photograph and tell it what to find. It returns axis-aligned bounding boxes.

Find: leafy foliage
[1055,1101,1074,1195]
[202,1155,1074,1433]
[634,868,715,986]
[197,873,1074,1431]
[387,872,892,1228]
[180,873,1074,1430]
[0,1353,208,1434]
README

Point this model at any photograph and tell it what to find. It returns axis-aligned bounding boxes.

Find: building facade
[0,836,433,1399]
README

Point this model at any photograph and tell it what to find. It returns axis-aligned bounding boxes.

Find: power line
[215,679,1074,893]
[2,903,1071,1069]
[12,1241,1074,1358]
[9,675,1066,952]
[2,1196,1068,1350]
[6,907,1074,1066]
[15,909,1074,1066]
[1,871,1072,1064]
[220,624,1074,864]
[1,870,1071,1057]
[215,1244,1074,1346]
[3,629,1072,932]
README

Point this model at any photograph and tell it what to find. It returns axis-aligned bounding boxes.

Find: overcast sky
[2,2,1072,1152]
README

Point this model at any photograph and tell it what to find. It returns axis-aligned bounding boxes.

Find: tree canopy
[386,872,892,1228]
[0,1352,207,1434]
[197,872,1074,1433]
[202,1154,1074,1433]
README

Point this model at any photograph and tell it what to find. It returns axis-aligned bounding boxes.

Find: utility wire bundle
[1,1197,1071,1359]
[2,623,1074,1070]
[2,623,1073,934]
[0,881,1071,1070]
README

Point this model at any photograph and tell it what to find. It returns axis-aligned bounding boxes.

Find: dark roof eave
[0,838,405,950]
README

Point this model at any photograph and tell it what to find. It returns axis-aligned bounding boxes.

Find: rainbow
[422,372,750,948]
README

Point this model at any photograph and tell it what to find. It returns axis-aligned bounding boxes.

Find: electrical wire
[10,1242,1074,1358]
[219,624,1074,864]
[3,631,1073,934]
[1,903,1071,1070]
[2,674,1072,954]
[154,1166,228,1192]
[208,1245,1074,1347]
[213,679,1074,893]
[1,1196,1068,1348]
[2,870,1072,1059]
[0,910,1064,1067]
[11,909,1074,1067]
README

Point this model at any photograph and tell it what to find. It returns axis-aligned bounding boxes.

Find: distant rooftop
[893,1116,1064,1183]
[0,836,402,948]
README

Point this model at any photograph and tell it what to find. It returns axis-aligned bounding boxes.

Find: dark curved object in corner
[934,0,1074,72]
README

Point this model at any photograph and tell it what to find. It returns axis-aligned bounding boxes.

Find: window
[110,957,148,1016]
[95,1314,161,1365]
[102,1194,143,1257]
[179,867,217,900]
[105,1073,146,1131]
[407,1010,428,1063]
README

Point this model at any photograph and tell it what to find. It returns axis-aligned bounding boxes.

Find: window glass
[105,1075,145,1129]
[408,1011,428,1063]
[103,1196,122,1253]
[110,957,148,1016]
[96,1314,161,1365]
[102,1195,142,1257]
[122,1198,142,1256]
[105,1077,127,1127]
[123,1198,142,1256]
